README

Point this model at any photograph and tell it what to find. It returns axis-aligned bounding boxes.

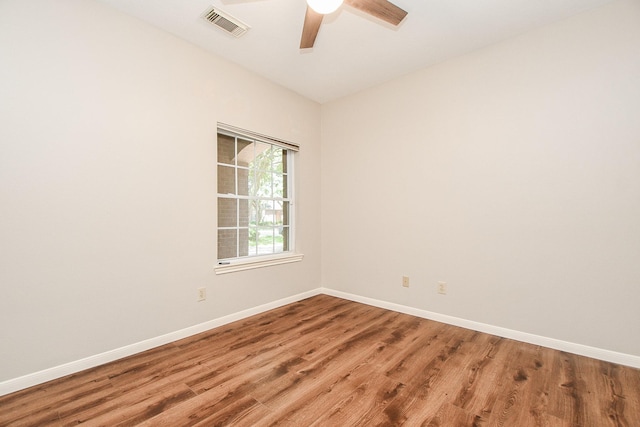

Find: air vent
[203,7,249,38]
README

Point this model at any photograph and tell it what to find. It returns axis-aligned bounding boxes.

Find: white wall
[321,0,640,357]
[0,0,321,382]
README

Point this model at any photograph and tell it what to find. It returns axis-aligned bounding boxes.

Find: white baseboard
[0,288,322,397]
[320,287,640,369]
[2,286,639,397]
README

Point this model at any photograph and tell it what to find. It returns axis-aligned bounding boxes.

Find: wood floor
[1,295,639,426]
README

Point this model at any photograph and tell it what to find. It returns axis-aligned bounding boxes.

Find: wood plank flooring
[1,294,639,426]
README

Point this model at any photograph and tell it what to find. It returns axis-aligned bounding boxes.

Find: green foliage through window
[217,130,293,260]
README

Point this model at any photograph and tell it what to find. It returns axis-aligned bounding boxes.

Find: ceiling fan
[301,0,408,48]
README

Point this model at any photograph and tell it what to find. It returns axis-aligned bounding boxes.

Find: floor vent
[203,7,250,38]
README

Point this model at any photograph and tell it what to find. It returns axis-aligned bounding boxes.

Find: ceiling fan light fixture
[306,0,344,15]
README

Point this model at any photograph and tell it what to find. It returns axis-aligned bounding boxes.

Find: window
[216,124,298,265]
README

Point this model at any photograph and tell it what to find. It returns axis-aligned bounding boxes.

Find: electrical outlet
[198,287,206,301]
[438,282,447,295]
[402,276,410,288]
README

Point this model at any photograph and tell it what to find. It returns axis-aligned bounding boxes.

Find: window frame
[215,124,302,274]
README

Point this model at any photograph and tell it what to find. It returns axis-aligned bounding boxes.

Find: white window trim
[214,253,304,275]
[217,124,299,265]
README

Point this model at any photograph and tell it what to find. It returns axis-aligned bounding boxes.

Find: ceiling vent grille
[203,7,249,38]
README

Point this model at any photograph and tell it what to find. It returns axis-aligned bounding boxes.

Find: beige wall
[321,0,640,357]
[0,0,321,382]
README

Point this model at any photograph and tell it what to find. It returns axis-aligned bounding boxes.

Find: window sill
[214,253,304,275]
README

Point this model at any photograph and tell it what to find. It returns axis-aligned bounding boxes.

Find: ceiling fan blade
[344,0,407,26]
[300,6,324,48]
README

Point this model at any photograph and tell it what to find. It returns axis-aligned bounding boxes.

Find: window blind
[218,123,300,152]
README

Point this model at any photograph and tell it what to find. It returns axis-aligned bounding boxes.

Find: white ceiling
[96,0,615,103]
